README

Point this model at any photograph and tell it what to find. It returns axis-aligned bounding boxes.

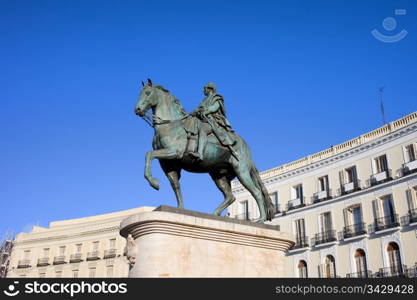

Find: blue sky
[1,0,416,236]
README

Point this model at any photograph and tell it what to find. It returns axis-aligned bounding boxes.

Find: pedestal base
[120,206,294,277]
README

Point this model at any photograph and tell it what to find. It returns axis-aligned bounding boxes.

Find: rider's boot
[190,129,207,161]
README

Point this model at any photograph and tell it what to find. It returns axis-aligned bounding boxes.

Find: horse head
[135,79,186,121]
[135,78,157,117]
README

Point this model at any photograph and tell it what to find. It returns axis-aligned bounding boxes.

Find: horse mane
[154,85,187,117]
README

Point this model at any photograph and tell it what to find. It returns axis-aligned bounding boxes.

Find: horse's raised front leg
[210,172,235,216]
[145,148,180,190]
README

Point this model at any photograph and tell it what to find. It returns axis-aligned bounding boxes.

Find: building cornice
[13,226,120,247]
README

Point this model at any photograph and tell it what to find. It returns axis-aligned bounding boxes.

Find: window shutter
[404,146,410,163]
[343,208,350,227]
[406,189,414,210]
[372,199,380,219]
[371,158,377,174]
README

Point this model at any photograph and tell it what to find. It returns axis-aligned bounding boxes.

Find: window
[298,260,308,278]
[107,265,114,278]
[381,195,395,218]
[73,270,79,278]
[75,244,82,253]
[270,192,279,213]
[404,144,416,162]
[109,239,116,249]
[292,184,303,200]
[354,249,368,276]
[59,246,66,256]
[345,166,357,183]
[89,268,96,278]
[294,219,306,240]
[241,201,249,220]
[374,154,388,173]
[318,176,329,192]
[92,241,99,251]
[387,242,403,275]
[344,205,363,228]
[320,212,333,233]
[323,255,336,278]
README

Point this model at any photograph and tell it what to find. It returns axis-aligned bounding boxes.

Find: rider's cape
[183,93,235,146]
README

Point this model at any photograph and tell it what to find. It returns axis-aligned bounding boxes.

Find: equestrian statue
[134,79,275,222]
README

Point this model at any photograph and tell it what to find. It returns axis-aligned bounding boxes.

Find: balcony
[86,251,100,261]
[313,189,332,203]
[286,197,306,210]
[406,263,417,278]
[407,209,417,225]
[372,214,400,233]
[343,223,367,240]
[341,179,360,195]
[374,265,407,277]
[291,236,309,250]
[70,253,83,263]
[370,169,392,186]
[312,230,337,247]
[346,270,373,278]
[403,160,417,175]
[17,259,31,268]
[104,249,117,259]
[37,257,50,267]
[53,256,66,265]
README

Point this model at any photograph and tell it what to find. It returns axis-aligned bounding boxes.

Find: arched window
[354,249,368,277]
[323,255,336,278]
[387,242,403,276]
[298,260,308,278]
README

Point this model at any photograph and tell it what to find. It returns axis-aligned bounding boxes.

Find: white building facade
[7,206,153,278]
[228,111,417,278]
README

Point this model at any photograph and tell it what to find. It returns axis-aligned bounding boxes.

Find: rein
[140,112,189,127]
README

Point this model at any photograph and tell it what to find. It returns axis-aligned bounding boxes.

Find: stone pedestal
[120,206,294,278]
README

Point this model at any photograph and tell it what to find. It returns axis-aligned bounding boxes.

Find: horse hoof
[150,178,160,190]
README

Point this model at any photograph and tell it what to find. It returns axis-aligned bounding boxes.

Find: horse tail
[249,164,275,221]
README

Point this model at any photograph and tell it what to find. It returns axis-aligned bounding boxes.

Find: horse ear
[141,81,145,87]
[147,78,153,86]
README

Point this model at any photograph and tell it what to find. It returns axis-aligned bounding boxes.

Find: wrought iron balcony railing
[17,259,31,268]
[408,209,417,225]
[286,197,306,210]
[312,230,337,246]
[370,169,392,186]
[374,265,407,277]
[291,236,309,249]
[70,253,83,263]
[53,256,66,265]
[312,189,332,203]
[340,179,361,196]
[104,249,117,259]
[343,222,367,239]
[346,270,373,278]
[372,214,400,232]
[86,251,100,261]
[37,257,49,267]
[403,160,417,176]
[406,263,417,278]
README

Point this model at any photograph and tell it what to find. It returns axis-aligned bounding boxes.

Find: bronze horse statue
[134,80,275,222]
